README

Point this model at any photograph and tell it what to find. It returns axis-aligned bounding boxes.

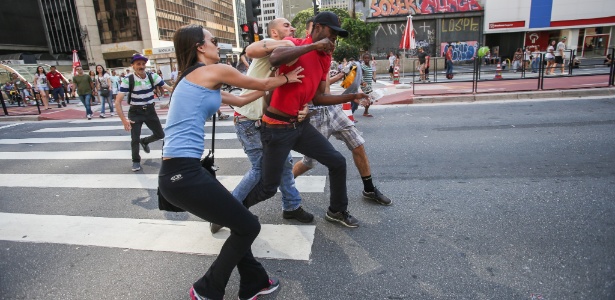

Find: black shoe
[140,139,150,153]
[363,186,392,206]
[282,206,314,223]
[239,277,280,300]
[62,101,67,107]
[325,209,359,228]
[57,103,62,108]
[210,223,223,234]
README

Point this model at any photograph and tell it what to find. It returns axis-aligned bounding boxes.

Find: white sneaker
[87,114,92,120]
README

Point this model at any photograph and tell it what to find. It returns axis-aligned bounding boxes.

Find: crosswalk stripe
[0,133,239,144]
[0,123,24,130]
[33,122,235,132]
[0,150,302,159]
[0,174,326,192]
[69,116,168,124]
[0,212,315,261]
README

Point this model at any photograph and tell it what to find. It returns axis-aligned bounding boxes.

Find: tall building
[261,0,285,36]
[321,0,350,11]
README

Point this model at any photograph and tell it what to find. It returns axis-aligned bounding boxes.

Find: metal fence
[407,47,615,96]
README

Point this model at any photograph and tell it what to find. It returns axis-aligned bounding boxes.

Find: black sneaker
[363,186,392,206]
[189,286,211,300]
[210,223,223,234]
[140,139,150,153]
[325,210,359,228]
[57,103,62,108]
[62,101,67,107]
[239,277,280,300]
[282,206,314,223]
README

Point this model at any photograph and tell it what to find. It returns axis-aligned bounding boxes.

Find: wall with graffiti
[370,0,483,18]
[371,20,437,59]
[369,16,482,61]
[441,41,478,61]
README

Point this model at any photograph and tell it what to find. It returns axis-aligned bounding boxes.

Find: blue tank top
[163,79,221,158]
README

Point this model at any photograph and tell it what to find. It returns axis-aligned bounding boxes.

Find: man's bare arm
[246,39,294,59]
[269,38,334,67]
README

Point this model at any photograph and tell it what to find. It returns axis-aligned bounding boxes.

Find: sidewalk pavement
[2,80,615,122]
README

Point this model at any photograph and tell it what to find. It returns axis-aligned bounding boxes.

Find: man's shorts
[302,105,365,168]
[51,87,65,100]
[554,56,564,64]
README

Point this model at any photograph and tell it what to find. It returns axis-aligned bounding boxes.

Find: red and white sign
[524,31,550,51]
[488,21,525,29]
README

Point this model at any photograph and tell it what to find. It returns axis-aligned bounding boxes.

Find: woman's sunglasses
[198,37,218,47]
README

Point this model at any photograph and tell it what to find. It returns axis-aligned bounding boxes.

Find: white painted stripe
[0,174,326,192]
[69,116,167,124]
[34,122,235,132]
[0,213,315,261]
[0,133,239,144]
[0,123,24,130]
[0,149,302,159]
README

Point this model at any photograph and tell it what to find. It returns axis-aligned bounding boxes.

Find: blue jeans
[531,58,541,72]
[78,94,93,116]
[233,119,302,211]
[446,60,453,74]
[98,92,114,114]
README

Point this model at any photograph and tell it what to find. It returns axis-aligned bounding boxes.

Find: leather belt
[262,122,298,129]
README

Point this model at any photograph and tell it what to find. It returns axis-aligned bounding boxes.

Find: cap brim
[329,26,349,38]
[131,58,148,63]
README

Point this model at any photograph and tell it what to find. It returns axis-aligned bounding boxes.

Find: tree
[332,41,360,62]
[290,8,351,38]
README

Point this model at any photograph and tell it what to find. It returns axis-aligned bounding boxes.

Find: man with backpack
[115,54,174,172]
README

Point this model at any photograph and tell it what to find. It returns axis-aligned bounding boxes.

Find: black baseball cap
[314,11,349,38]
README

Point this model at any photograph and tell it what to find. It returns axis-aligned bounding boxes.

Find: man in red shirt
[46,66,68,107]
[242,12,369,228]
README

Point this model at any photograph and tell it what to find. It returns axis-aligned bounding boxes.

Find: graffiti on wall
[441,41,477,61]
[371,0,482,18]
[372,21,437,59]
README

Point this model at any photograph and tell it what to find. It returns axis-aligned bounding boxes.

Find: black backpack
[126,72,155,104]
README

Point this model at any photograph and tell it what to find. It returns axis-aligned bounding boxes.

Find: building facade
[366,0,485,61]
[484,0,615,59]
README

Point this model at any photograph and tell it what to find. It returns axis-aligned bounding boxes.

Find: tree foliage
[332,42,360,62]
[290,8,351,38]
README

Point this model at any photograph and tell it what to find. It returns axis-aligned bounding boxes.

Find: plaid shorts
[302,104,365,168]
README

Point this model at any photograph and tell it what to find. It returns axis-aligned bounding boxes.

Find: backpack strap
[127,74,134,104]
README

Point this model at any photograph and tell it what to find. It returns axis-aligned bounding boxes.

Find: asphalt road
[1,97,614,299]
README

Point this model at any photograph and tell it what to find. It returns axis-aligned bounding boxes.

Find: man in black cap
[242,11,370,228]
[115,54,174,172]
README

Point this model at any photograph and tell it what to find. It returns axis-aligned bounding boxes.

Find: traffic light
[314,4,319,14]
[245,0,261,23]
[240,23,251,43]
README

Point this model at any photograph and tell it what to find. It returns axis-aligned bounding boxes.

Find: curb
[389,87,615,105]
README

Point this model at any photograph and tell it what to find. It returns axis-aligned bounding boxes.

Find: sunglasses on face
[198,37,218,47]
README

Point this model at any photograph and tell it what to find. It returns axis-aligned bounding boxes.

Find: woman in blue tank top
[158,24,303,300]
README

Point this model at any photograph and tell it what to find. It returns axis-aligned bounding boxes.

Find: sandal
[363,113,373,117]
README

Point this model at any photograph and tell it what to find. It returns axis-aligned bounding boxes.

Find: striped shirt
[361,63,373,94]
[119,72,164,105]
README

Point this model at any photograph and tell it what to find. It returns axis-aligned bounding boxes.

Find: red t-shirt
[270,37,331,116]
[46,71,63,89]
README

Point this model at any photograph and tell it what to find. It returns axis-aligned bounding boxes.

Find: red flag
[72,50,81,75]
[399,16,416,50]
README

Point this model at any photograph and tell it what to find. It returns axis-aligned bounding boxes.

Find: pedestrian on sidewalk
[95,65,114,118]
[445,43,454,79]
[545,40,556,75]
[556,36,567,75]
[388,51,396,80]
[159,24,303,300]
[88,70,98,105]
[72,66,94,120]
[512,48,523,72]
[46,66,68,108]
[115,54,174,172]
[34,66,51,109]
[531,47,541,73]
[109,70,121,116]
[417,47,428,82]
